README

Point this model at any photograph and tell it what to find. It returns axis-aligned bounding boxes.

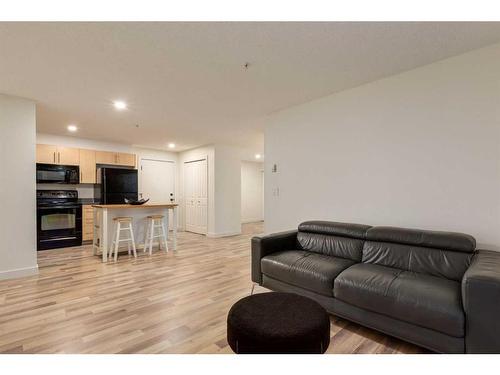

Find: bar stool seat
[114,216,134,222]
[110,216,137,261]
[144,214,169,255]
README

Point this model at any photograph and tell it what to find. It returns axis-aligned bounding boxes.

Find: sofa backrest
[362,226,476,281]
[297,221,372,261]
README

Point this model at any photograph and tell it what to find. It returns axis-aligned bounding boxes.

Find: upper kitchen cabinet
[79,149,96,183]
[36,144,80,165]
[95,150,116,165]
[36,144,58,164]
[57,147,80,165]
[96,150,136,167]
[116,152,136,167]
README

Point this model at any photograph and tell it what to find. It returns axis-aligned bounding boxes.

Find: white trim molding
[207,231,242,238]
[0,264,39,281]
[241,219,264,224]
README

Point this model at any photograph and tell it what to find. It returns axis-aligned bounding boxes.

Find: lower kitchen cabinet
[82,205,94,241]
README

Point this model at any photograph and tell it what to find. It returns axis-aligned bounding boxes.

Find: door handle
[53,152,56,163]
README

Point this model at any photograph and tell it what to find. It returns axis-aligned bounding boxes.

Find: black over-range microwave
[36,164,80,184]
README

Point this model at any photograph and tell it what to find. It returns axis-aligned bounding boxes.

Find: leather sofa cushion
[362,241,472,281]
[297,232,365,261]
[261,250,355,297]
[298,221,371,239]
[334,263,465,337]
[366,226,476,253]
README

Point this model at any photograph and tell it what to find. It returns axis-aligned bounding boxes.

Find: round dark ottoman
[227,292,330,354]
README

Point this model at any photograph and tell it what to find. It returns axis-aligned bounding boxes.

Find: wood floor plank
[0,222,426,354]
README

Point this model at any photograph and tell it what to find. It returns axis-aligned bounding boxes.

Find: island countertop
[92,203,178,209]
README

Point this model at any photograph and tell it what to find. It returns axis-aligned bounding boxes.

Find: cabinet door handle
[53,152,56,163]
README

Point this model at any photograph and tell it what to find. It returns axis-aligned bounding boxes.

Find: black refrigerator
[95,167,138,204]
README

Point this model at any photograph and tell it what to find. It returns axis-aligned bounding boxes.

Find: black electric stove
[36,190,82,250]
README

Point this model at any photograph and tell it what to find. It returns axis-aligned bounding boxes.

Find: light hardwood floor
[0,222,426,354]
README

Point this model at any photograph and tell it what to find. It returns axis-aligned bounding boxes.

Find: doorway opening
[241,160,264,225]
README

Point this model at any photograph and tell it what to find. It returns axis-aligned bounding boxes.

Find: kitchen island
[92,203,178,262]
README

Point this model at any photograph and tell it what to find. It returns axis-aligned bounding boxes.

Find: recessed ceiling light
[255,154,262,159]
[168,143,176,149]
[113,100,127,110]
[67,124,78,132]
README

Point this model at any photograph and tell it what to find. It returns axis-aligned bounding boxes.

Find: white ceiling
[1,22,500,152]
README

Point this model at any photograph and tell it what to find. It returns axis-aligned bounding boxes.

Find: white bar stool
[109,217,137,261]
[144,214,168,255]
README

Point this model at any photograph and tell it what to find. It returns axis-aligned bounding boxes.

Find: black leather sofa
[251,221,500,353]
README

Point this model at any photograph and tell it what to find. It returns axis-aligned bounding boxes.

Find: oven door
[36,164,80,184]
[37,205,82,250]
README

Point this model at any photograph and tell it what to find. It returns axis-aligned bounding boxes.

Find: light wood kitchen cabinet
[57,147,80,165]
[37,144,136,177]
[36,144,79,165]
[82,205,94,241]
[95,150,117,165]
[116,152,136,167]
[79,149,96,183]
[36,144,58,164]
[95,150,136,167]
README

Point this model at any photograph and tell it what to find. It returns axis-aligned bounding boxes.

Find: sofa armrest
[251,230,298,284]
[462,250,500,353]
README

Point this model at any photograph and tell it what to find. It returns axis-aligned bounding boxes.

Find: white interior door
[184,159,208,235]
[140,158,176,227]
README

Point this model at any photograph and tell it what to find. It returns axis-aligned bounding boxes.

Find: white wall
[214,145,242,236]
[0,94,38,279]
[241,161,264,223]
[265,43,500,251]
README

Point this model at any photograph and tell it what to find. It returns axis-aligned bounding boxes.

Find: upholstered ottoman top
[227,292,330,354]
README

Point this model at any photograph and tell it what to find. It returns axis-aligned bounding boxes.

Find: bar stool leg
[143,220,150,253]
[158,221,162,251]
[161,221,168,252]
[129,223,137,258]
[149,218,154,256]
[114,222,121,262]
[109,221,117,259]
[165,214,170,241]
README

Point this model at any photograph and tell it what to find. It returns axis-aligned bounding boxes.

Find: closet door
[184,159,208,235]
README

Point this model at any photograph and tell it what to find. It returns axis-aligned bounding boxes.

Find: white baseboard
[241,219,264,224]
[0,264,39,281]
[207,231,242,238]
